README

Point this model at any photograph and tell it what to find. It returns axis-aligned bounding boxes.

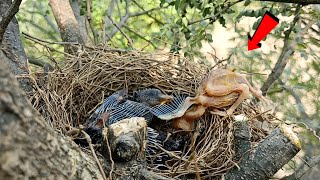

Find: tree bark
[69,0,92,46]
[49,0,84,52]
[0,0,33,93]
[0,0,22,43]
[0,57,105,179]
[233,115,251,161]
[225,126,301,180]
[101,117,147,162]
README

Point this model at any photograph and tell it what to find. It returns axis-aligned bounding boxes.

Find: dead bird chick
[80,88,175,156]
[79,89,129,145]
[106,88,173,125]
[133,88,173,107]
[151,69,271,131]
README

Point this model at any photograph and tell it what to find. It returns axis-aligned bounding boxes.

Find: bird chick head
[134,88,173,107]
[114,88,129,103]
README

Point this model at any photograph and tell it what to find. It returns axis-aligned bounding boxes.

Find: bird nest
[29,47,276,179]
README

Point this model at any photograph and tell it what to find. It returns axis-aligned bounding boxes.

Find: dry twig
[81,130,107,180]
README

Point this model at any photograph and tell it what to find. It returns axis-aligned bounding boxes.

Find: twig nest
[30,47,277,179]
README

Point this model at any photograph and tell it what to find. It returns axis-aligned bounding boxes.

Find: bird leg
[241,77,271,105]
[210,108,228,116]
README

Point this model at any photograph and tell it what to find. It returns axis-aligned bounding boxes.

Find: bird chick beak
[159,95,174,105]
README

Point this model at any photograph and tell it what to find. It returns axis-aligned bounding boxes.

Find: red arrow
[248,11,279,51]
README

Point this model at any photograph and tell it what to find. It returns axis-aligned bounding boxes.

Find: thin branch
[130,4,169,17]
[22,19,59,41]
[188,0,243,25]
[108,0,131,38]
[22,32,77,58]
[0,0,23,44]
[122,24,156,48]
[86,0,98,44]
[81,130,107,180]
[107,0,116,31]
[108,0,116,17]
[43,15,59,33]
[302,19,319,34]
[28,56,50,68]
[278,80,312,121]
[102,128,115,179]
[260,5,301,95]
[115,0,122,19]
[131,0,164,25]
[34,3,59,33]
[107,16,133,48]
[106,0,166,42]
[22,32,78,45]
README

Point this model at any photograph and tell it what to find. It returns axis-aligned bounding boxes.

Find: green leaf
[160,0,166,7]
[175,0,180,11]
[253,19,260,30]
[218,16,226,27]
[300,51,308,60]
[182,18,188,27]
[254,10,261,17]
[176,18,182,26]
[206,34,213,43]
[244,0,251,6]
[202,7,211,17]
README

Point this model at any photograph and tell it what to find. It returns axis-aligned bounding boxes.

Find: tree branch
[225,126,301,180]
[49,0,84,52]
[261,18,315,95]
[130,4,169,17]
[122,24,156,48]
[0,0,33,93]
[106,0,167,42]
[69,0,92,45]
[28,56,49,68]
[0,0,22,44]
[188,0,243,25]
[278,79,312,121]
[108,0,131,39]
[85,0,98,44]
[22,19,58,41]
[33,3,60,33]
[107,16,133,48]
[131,0,164,25]
[260,5,301,95]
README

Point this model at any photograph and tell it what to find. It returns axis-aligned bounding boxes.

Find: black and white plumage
[87,89,128,124]
[83,89,129,144]
[107,100,150,125]
[81,88,179,156]
[150,93,188,120]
